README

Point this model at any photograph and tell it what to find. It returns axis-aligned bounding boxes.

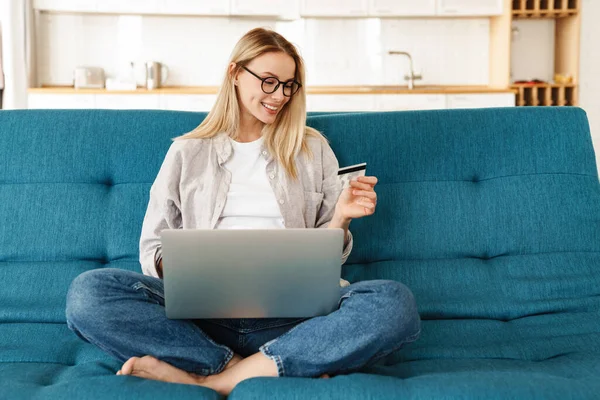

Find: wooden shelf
[512,0,579,19]
[509,0,581,107]
[511,83,577,106]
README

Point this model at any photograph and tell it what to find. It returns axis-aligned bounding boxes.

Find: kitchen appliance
[73,67,105,89]
[145,61,169,90]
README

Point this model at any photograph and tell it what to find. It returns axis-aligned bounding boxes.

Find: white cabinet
[230,0,293,17]
[368,0,436,16]
[436,0,503,16]
[160,95,217,111]
[446,94,515,109]
[300,0,368,17]
[28,94,96,109]
[34,0,276,16]
[95,95,162,109]
[307,95,377,112]
[229,0,288,16]
[163,0,229,15]
[33,0,97,12]
[375,94,446,111]
[95,0,163,14]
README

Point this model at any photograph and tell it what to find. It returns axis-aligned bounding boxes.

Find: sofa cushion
[228,354,600,399]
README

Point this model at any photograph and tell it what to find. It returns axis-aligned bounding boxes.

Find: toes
[116,355,198,385]
[137,355,163,373]
[121,356,140,375]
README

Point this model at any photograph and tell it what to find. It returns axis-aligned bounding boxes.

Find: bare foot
[114,353,248,394]
[113,353,324,395]
[115,352,244,377]
[115,355,200,385]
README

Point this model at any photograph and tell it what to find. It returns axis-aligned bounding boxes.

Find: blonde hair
[172,27,327,181]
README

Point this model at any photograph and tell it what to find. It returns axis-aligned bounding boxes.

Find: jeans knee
[377,280,421,341]
[65,268,118,328]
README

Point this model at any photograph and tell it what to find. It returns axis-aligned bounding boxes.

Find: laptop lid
[160,228,344,319]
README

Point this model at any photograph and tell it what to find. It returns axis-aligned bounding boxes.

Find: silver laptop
[160,228,344,319]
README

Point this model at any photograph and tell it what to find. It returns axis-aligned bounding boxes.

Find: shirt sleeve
[139,142,183,278]
[314,141,354,265]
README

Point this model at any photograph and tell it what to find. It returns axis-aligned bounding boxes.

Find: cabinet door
[446,94,515,109]
[160,94,217,111]
[300,0,368,17]
[368,0,436,16]
[95,95,161,109]
[165,0,229,15]
[307,95,376,112]
[33,0,96,12]
[230,0,287,16]
[95,0,163,14]
[375,94,446,111]
[436,0,503,16]
[28,94,96,109]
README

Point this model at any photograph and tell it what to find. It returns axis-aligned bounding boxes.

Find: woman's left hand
[335,176,378,220]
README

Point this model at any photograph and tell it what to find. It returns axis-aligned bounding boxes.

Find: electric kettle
[145,61,169,90]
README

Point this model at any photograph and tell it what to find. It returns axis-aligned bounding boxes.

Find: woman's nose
[270,85,286,101]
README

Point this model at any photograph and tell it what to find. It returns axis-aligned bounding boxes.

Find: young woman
[65,27,421,396]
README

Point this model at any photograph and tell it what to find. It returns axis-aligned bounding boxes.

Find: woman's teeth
[262,103,278,111]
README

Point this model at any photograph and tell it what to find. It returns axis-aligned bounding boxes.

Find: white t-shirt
[215,135,285,230]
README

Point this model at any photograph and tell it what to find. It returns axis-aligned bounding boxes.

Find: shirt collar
[214,132,272,165]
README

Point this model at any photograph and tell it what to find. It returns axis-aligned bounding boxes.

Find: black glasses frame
[241,66,302,97]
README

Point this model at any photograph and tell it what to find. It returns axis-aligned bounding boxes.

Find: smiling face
[233,51,297,126]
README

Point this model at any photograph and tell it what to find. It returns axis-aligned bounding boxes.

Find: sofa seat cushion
[0,362,222,399]
[2,353,598,400]
[228,353,600,400]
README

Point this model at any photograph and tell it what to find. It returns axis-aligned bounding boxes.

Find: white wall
[580,0,600,175]
[0,0,32,109]
[35,13,491,87]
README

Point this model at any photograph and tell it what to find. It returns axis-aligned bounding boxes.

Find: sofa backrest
[1,108,599,328]
[308,107,600,324]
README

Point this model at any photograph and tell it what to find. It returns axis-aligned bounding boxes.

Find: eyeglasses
[241,66,302,97]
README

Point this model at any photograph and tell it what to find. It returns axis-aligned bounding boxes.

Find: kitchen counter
[29,85,517,95]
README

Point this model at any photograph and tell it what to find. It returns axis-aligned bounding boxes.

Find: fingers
[349,180,371,190]
[350,176,377,190]
[357,199,375,209]
[358,176,378,185]
[352,189,377,199]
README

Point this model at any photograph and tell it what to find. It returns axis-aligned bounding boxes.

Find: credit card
[338,162,367,190]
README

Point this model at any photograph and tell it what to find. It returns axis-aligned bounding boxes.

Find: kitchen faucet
[388,51,422,89]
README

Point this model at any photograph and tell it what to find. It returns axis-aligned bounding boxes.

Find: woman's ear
[229,62,238,85]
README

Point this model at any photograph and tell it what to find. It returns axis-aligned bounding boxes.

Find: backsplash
[35,12,490,87]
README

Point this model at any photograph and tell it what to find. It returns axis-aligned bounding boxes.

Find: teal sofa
[1,108,600,399]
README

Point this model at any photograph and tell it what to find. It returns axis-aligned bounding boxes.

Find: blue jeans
[65,268,421,378]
